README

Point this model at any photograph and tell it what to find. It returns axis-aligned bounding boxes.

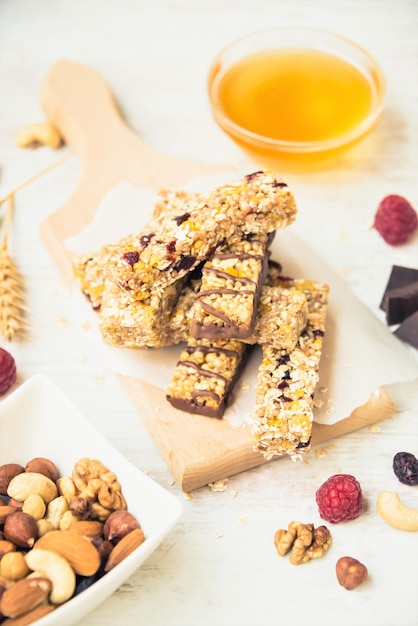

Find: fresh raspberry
[374,194,417,246]
[315,474,363,523]
[0,347,17,395]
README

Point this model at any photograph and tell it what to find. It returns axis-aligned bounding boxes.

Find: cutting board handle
[41,60,135,165]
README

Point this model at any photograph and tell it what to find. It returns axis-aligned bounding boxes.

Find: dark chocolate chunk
[380,265,418,313]
[394,311,418,349]
[383,282,418,325]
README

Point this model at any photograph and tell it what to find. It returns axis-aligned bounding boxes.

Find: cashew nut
[45,496,69,528]
[59,510,77,530]
[14,122,63,149]
[376,491,418,532]
[36,518,55,537]
[7,472,58,505]
[25,548,76,604]
[56,476,77,504]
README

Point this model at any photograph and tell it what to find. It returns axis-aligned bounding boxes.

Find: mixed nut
[0,456,145,623]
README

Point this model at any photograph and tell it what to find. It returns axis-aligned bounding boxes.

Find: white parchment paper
[65,180,418,427]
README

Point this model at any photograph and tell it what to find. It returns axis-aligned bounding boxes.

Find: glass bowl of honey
[207,27,386,162]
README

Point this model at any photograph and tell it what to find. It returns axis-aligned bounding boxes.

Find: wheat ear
[0,194,27,341]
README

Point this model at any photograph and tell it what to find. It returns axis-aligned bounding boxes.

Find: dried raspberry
[374,195,418,246]
[393,451,418,486]
[315,474,363,523]
[0,347,17,395]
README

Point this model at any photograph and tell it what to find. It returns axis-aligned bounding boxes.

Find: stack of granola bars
[73,171,329,459]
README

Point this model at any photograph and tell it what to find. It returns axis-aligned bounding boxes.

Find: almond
[0,539,16,558]
[34,530,100,576]
[66,520,104,539]
[0,576,52,618]
[0,603,55,625]
[104,528,145,572]
[0,505,16,524]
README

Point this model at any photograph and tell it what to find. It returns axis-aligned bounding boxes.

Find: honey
[213,48,377,147]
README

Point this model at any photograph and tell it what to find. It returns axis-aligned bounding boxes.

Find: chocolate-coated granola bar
[166,337,249,418]
[190,232,273,340]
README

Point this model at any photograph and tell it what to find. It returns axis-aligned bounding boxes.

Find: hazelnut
[4,511,38,549]
[336,556,368,590]
[0,551,31,581]
[0,464,24,496]
[25,457,59,483]
[103,510,141,544]
[0,575,8,605]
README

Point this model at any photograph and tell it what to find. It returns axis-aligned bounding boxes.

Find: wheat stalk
[0,194,27,341]
[0,152,72,341]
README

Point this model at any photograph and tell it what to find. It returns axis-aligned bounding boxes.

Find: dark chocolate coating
[166,345,251,418]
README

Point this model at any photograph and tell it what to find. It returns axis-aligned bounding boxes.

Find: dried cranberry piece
[393,451,418,486]
[0,347,17,396]
[121,251,139,267]
[245,171,263,181]
[139,234,154,248]
[374,195,418,246]
[173,255,197,273]
[166,240,177,255]
[173,212,190,226]
[277,380,289,390]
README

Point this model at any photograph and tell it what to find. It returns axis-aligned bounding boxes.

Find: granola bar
[73,244,117,311]
[102,171,297,298]
[72,189,201,311]
[98,278,185,348]
[165,276,202,345]
[190,232,272,339]
[245,283,308,351]
[166,337,249,418]
[252,278,329,459]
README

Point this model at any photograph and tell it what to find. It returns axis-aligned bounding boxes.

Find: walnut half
[274,520,332,565]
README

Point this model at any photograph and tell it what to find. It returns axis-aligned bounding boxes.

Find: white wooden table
[0,2,417,625]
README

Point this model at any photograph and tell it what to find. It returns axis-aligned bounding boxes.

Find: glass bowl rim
[207,26,386,154]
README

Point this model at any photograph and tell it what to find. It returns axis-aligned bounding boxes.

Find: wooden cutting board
[40,60,394,492]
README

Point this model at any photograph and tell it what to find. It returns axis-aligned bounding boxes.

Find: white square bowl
[0,374,183,626]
